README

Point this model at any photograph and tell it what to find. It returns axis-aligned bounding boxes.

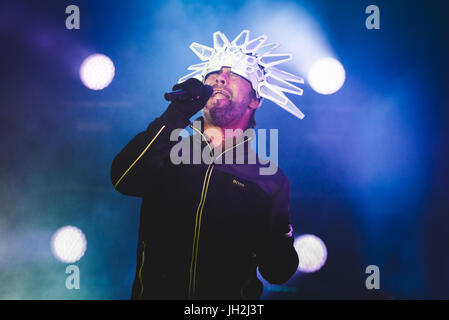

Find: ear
[249,97,261,110]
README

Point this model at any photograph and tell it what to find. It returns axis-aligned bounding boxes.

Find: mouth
[212,89,231,99]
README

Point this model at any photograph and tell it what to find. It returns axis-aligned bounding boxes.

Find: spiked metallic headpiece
[179,30,305,119]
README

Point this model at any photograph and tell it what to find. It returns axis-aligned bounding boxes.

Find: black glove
[170,78,213,119]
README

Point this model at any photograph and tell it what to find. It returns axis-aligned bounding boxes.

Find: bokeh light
[307,57,345,94]
[294,234,327,273]
[79,53,115,90]
[51,226,87,263]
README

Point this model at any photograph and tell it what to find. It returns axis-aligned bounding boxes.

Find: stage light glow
[51,226,87,263]
[294,234,327,273]
[79,54,115,90]
[308,57,345,95]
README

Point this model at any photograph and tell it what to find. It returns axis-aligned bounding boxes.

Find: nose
[215,71,229,86]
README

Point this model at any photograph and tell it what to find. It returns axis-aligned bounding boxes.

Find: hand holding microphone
[165,78,213,119]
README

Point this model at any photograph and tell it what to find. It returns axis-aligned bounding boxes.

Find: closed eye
[205,71,220,81]
[205,70,240,80]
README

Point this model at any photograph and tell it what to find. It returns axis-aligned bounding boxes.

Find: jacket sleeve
[110,104,191,197]
[258,177,299,284]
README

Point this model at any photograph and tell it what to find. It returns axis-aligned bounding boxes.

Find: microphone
[164,85,213,102]
[164,89,189,102]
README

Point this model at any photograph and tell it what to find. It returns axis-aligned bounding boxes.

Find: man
[110,30,304,299]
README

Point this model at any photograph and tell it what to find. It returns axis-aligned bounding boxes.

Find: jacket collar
[189,116,255,163]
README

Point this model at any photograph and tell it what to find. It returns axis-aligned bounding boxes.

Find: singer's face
[203,67,259,127]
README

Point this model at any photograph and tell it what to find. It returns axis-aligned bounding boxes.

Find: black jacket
[110,104,299,299]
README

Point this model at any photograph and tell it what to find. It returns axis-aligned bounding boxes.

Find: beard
[203,97,248,127]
